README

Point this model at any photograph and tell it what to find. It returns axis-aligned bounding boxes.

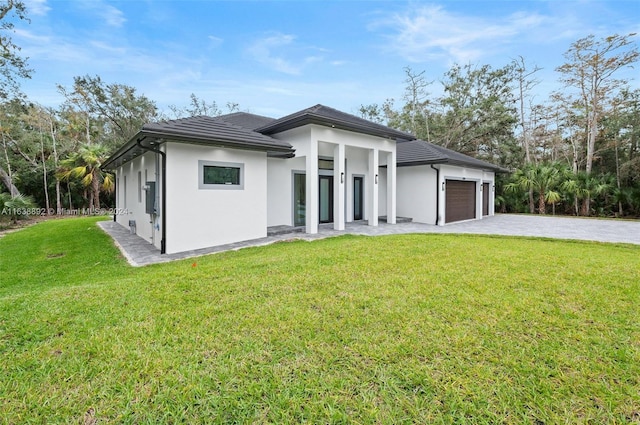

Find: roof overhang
[397,158,509,173]
[102,130,295,170]
[256,113,413,141]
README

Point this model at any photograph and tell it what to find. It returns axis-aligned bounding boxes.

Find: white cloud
[371,5,550,63]
[76,1,126,27]
[24,0,51,16]
[102,5,126,27]
[247,33,302,75]
[208,35,223,48]
[246,33,329,75]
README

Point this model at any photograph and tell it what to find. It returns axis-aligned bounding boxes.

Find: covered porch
[294,136,398,235]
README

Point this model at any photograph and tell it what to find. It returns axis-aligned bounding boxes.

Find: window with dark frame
[203,165,241,185]
[198,160,245,190]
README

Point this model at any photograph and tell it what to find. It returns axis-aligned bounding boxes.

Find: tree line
[1,0,638,220]
[359,34,639,218]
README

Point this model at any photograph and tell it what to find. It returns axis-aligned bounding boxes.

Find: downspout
[136,138,167,254]
[430,164,440,226]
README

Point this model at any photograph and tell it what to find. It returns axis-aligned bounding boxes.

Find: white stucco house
[102,105,503,254]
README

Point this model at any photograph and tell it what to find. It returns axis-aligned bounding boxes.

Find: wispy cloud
[103,5,126,27]
[24,0,51,16]
[371,5,550,63]
[76,1,126,27]
[247,33,302,75]
[208,35,223,48]
[246,32,329,75]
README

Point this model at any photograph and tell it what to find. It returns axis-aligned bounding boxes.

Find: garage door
[445,180,476,223]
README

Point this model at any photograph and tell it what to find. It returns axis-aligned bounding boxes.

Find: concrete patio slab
[98,214,640,267]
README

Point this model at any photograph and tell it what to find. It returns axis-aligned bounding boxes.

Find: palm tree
[0,192,37,223]
[58,143,114,210]
[506,163,562,215]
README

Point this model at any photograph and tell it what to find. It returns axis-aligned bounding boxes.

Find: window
[137,171,142,203]
[318,158,334,170]
[123,175,127,208]
[198,160,244,190]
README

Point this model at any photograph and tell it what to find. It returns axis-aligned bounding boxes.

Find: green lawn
[1,217,639,424]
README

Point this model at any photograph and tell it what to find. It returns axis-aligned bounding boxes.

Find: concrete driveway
[100,214,639,266]
[405,214,640,245]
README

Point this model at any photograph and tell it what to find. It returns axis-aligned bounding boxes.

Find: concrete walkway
[98,214,640,267]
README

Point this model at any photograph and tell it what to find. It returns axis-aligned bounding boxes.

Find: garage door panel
[445,180,476,223]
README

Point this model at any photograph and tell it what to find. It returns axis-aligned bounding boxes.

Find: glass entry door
[319,175,334,223]
[353,176,364,220]
[293,173,306,227]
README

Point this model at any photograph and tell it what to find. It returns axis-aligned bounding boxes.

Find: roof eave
[257,115,412,140]
[102,130,294,171]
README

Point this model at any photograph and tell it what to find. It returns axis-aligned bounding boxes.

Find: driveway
[99,214,640,266]
[400,214,640,245]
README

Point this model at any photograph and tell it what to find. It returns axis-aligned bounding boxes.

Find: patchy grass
[1,217,639,423]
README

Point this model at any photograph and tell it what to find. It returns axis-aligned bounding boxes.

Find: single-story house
[102,104,503,254]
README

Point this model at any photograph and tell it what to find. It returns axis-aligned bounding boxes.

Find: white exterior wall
[482,170,496,216]
[397,165,438,224]
[114,152,160,249]
[267,156,305,226]
[396,164,496,225]
[164,143,268,254]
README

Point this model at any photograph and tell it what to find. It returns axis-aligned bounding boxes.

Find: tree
[58,75,158,149]
[0,0,32,100]
[58,144,114,210]
[0,191,35,222]
[167,93,239,119]
[506,163,562,215]
[401,67,432,139]
[431,63,518,164]
[512,56,542,213]
[556,33,639,176]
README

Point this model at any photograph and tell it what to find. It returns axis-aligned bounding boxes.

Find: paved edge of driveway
[98,214,640,267]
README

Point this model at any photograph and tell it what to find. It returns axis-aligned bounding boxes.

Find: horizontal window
[204,166,240,185]
[198,160,244,190]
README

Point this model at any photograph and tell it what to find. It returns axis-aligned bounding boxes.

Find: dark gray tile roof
[141,116,290,150]
[397,139,506,172]
[215,112,276,130]
[103,106,504,174]
[255,104,415,141]
[103,115,293,170]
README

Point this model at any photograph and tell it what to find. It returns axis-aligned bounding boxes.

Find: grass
[1,217,639,424]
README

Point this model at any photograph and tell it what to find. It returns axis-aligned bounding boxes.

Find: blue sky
[14,0,640,118]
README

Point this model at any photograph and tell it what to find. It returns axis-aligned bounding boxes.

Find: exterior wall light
[441,181,445,191]
[340,172,344,183]
[375,174,378,184]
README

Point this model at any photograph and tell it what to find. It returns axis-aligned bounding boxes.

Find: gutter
[430,164,440,226]
[136,137,167,254]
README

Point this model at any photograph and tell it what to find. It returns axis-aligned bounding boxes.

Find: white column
[334,143,345,231]
[386,150,396,224]
[306,140,319,234]
[368,148,379,226]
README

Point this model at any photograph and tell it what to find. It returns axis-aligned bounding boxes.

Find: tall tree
[58,75,158,150]
[401,67,432,139]
[556,33,639,175]
[512,56,542,213]
[431,63,518,163]
[0,0,32,100]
